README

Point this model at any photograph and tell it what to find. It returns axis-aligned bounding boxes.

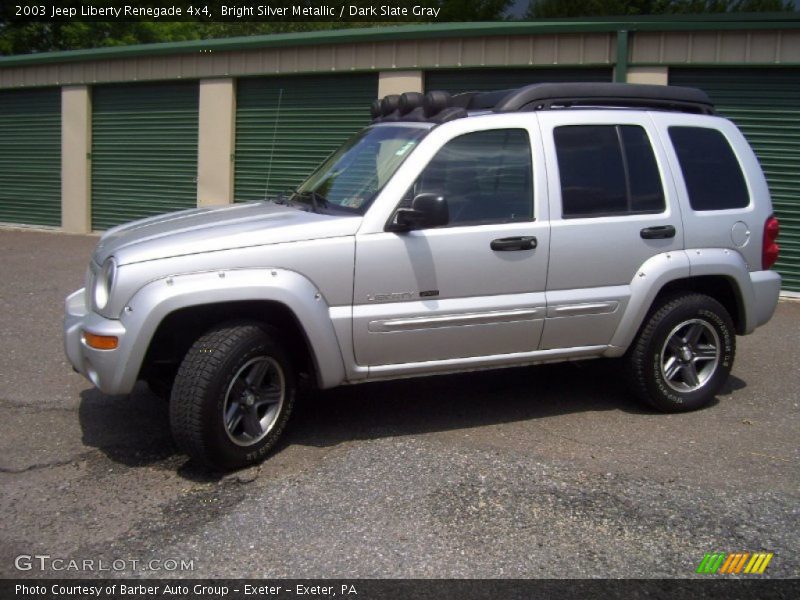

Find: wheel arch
[140,300,318,391]
[117,268,347,392]
[653,275,745,335]
[606,251,754,356]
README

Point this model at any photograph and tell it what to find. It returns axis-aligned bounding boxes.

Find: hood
[93,201,362,266]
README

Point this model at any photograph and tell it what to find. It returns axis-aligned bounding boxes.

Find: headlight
[93,257,117,311]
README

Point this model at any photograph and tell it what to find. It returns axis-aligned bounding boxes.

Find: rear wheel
[169,322,295,470]
[627,293,735,412]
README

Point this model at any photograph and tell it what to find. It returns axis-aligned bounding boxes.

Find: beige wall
[631,30,800,65]
[626,66,669,85]
[197,78,235,206]
[0,33,615,89]
[378,70,423,97]
[1,29,797,90]
[61,86,91,233]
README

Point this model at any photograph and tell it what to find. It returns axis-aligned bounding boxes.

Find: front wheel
[169,322,295,470]
[626,293,735,412]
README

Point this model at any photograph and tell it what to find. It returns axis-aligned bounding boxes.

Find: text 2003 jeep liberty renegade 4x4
[65,83,781,470]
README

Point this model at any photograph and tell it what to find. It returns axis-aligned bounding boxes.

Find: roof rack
[370,82,714,124]
[491,82,715,114]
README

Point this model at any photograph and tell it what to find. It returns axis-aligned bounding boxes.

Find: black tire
[169,321,295,470]
[626,293,735,413]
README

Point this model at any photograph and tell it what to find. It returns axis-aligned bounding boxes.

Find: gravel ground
[0,228,798,580]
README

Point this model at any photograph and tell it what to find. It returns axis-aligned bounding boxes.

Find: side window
[404,129,533,226]
[554,125,666,218]
[668,126,750,211]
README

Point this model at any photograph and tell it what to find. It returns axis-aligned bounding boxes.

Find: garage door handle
[490,236,537,251]
[640,225,676,239]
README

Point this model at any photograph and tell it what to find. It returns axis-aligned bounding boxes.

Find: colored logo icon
[696,552,773,574]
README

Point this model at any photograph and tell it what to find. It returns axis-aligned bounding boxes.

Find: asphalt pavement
[0,228,798,579]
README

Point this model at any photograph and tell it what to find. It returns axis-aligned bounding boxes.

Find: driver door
[352,126,550,368]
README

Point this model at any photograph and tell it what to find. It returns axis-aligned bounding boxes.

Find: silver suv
[64,83,782,470]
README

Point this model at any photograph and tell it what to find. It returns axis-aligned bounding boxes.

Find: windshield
[290,125,429,214]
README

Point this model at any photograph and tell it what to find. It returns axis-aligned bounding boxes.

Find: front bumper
[64,288,130,394]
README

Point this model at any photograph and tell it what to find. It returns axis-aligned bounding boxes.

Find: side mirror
[389,193,449,232]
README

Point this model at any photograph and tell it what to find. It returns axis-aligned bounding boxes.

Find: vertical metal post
[615,30,629,83]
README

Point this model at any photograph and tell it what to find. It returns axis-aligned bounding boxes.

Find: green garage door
[425,67,613,93]
[670,69,800,292]
[0,88,61,227]
[92,82,199,230]
[235,74,377,202]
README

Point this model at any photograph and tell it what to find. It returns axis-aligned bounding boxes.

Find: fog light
[83,331,118,350]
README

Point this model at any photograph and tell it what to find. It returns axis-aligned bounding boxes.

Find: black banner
[3,579,800,600]
[3,1,449,24]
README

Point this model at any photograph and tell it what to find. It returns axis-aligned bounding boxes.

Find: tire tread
[169,322,283,468]
[627,292,734,412]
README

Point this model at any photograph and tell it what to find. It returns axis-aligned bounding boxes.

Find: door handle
[640,225,676,239]
[490,236,537,251]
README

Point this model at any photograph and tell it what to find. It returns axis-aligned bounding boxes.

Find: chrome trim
[368,308,542,333]
[548,301,619,317]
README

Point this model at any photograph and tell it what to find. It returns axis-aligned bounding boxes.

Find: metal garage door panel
[425,67,613,93]
[670,69,800,292]
[234,74,377,202]
[92,82,199,230]
[0,88,61,227]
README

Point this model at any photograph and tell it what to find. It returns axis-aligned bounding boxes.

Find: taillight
[762,215,780,270]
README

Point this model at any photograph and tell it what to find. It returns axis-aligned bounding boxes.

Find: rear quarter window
[668,126,750,211]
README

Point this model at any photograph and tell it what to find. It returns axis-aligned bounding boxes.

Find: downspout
[615,30,629,83]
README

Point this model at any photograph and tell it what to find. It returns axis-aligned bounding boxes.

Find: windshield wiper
[294,190,329,214]
[284,189,357,215]
[268,188,297,206]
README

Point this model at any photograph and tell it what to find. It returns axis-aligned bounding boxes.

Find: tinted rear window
[669,126,749,211]
[554,124,665,218]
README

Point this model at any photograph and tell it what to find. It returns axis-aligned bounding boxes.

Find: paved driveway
[0,228,798,578]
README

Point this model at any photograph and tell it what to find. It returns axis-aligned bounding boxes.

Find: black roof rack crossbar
[489,83,715,115]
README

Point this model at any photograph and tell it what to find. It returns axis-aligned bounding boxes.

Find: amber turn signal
[83,331,119,350]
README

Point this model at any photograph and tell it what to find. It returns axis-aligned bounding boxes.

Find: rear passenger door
[538,112,683,349]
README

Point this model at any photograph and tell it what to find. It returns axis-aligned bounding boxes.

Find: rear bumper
[64,288,130,394]
[748,270,781,330]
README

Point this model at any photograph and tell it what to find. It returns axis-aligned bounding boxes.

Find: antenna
[263,88,284,200]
